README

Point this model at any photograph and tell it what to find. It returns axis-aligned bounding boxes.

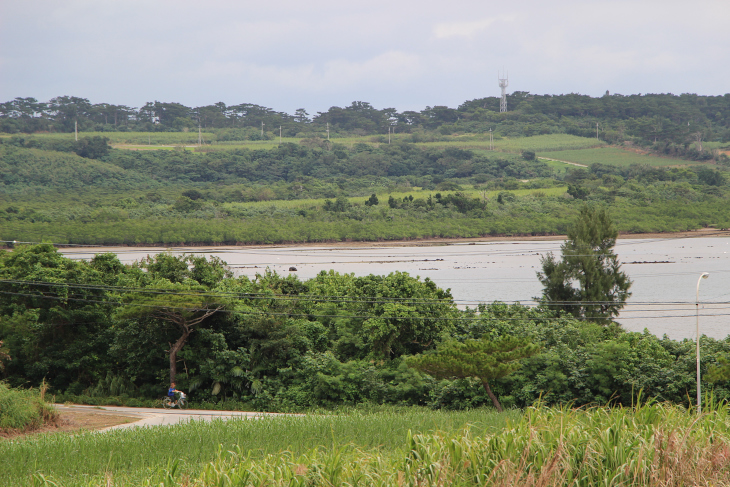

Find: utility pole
[596,122,599,140]
[326,122,330,141]
[75,120,78,141]
[489,128,493,150]
[388,126,391,144]
[279,126,282,144]
[198,124,202,146]
[261,121,264,138]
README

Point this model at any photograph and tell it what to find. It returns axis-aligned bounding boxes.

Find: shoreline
[48,227,730,252]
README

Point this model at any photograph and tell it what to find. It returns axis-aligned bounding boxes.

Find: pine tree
[537,205,632,322]
[406,336,539,412]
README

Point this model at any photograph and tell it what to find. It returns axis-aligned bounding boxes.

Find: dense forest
[2,93,730,149]
[2,244,730,411]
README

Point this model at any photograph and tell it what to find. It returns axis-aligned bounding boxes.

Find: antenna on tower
[498,70,509,113]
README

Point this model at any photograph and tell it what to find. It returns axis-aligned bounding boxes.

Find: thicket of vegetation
[2,244,730,413]
[1,134,728,246]
[0,381,57,433]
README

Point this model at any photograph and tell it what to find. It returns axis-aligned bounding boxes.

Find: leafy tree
[0,244,116,389]
[74,136,110,159]
[116,280,224,384]
[365,193,379,206]
[537,205,632,322]
[323,195,350,212]
[173,196,203,213]
[115,254,232,383]
[0,340,10,373]
[522,150,536,160]
[182,189,203,200]
[406,336,539,411]
[707,355,730,383]
[696,167,725,186]
[567,183,589,200]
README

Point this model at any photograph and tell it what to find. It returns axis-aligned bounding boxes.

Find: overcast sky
[1,0,728,114]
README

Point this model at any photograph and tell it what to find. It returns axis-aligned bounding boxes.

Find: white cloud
[433,17,513,39]
[193,51,423,93]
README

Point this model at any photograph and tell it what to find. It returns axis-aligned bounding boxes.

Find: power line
[2,278,729,306]
[2,289,729,326]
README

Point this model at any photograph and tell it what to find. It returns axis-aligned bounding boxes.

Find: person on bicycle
[168,382,182,407]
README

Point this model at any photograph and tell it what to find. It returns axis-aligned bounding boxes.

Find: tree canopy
[405,336,539,411]
[2,92,730,147]
[537,205,632,321]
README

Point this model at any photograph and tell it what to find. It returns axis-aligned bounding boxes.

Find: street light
[696,272,710,414]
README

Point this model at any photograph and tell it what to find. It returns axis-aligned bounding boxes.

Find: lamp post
[696,272,710,414]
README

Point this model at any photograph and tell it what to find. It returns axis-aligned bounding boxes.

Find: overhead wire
[1,288,729,326]
[2,278,730,307]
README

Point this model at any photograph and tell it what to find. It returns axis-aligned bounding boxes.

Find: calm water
[62,237,730,340]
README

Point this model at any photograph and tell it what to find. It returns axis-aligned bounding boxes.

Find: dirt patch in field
[0,410,138,440]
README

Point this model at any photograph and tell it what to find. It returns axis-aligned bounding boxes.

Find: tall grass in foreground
[9,402,730,486]
[189,402,730,487]
[1,408,514,486]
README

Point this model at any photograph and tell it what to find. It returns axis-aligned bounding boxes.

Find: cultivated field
[4,402,730,486]
[0,131,217,146]
[2,132,609,155]
[1,407,514,486]
[538,146,700,167]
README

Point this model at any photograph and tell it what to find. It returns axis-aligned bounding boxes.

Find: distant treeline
[0,140,552,189]
[2,93,730,146]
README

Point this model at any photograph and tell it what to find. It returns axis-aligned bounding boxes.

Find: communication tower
[498,71,509,112]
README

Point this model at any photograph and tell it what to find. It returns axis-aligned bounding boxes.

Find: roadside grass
[0,406,515,486]
[0,381,57,433]
[537,146,700,167]
[6,401,730,486]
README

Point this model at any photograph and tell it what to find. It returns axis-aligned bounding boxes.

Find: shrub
[0,381,58,432]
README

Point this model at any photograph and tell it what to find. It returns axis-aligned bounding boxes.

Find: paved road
[54,404,281,431]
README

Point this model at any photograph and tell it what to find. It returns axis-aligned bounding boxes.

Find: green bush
[0,381,57,431]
